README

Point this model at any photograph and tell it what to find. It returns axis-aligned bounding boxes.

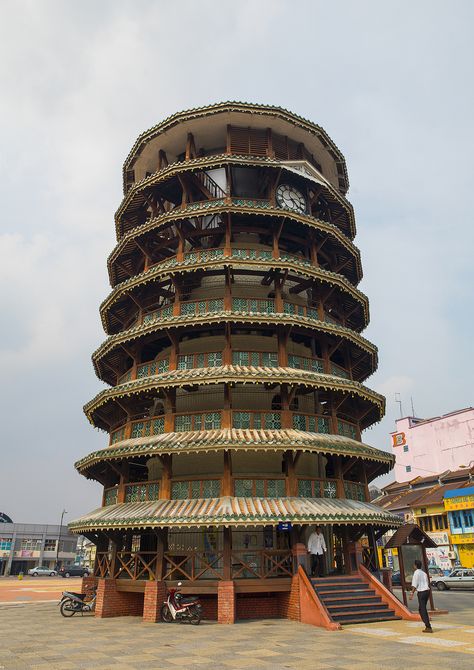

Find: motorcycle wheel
[60,599,77,617]
[160,604,173,623]
[189,606,202,625]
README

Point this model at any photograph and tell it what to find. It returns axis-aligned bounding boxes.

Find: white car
[27,566,57,577]
[431,568,474,590]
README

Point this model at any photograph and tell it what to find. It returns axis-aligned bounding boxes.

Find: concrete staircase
[311,575,402,625]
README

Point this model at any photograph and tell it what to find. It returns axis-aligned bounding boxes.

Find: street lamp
[55,509,67,571]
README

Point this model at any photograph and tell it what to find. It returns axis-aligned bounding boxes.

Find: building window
[19,539,41,552]
[463,511,474,527]
[405,466,411,473]
[44,539,57,551]
[452,513,462,528]
[403,445,409,452]
[0,538,12,551]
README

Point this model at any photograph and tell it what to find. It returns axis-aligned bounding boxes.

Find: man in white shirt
[409,559,432,632]
[307,526,327,577]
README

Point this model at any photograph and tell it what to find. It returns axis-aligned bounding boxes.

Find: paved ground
[1,593,474,670]
[0,577,82,603]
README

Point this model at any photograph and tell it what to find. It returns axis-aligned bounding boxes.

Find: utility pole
[55,509,67,571]
[395,393,403,419]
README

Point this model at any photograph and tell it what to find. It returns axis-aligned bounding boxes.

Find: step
[339,614,402,626]
[322,594,381,604]
[311,576,364,584]
[327,603,388,614]
[332,608,396,622]
[315,585,374,594]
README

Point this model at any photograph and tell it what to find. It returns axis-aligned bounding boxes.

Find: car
[431,568,474,591]
[428,566,445,578]
[27,566,57,577]
[58,565,91,578]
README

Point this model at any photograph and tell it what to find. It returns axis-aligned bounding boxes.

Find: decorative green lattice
[264,412,282,429]
[178,355,194,370]
[190,481,201,499]
[152,417,165,434]
[233,412,250,429]
[171,481,189,499]
[104,487,118,506]
[208,352,222,366]
[202,480,220,498]
[323,482,337,499]
[175,415,192,432]
[337,420,357,440]
[262,352,278,367]
[110,427,125,444]
[181,302,197,316]
[234,479,254,496]
[157,359,169,373]
[204,412,221,429]
[297,480,313,498]
[233,351,249,366]
[267,479,286,497]
[131,422,145,438]
[331,363,349,379]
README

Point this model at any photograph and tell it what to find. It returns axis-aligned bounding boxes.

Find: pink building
[391,407,474,482]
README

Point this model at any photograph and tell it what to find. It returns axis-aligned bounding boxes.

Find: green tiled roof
[69,496,402,533]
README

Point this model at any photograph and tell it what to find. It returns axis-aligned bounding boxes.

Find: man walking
[307,526,327,577]
[409,559,433,632]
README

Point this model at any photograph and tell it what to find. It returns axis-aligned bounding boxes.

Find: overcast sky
[1,0,473,524]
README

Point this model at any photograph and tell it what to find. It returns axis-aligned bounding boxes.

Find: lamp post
[55,509,67,571]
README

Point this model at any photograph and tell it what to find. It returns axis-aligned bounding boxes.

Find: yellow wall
[458,545,474,568]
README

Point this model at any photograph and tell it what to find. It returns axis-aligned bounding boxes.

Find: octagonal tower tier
[70,103,400,615]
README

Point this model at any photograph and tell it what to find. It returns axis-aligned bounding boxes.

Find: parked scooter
[161,582,202,625]
[59,587,97,617]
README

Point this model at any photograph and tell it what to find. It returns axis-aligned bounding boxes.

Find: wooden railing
[125,481,160,502]
[116,350,350,385]
[163,551,224,581]
[195,170,226,199]
[109,410,360,444]
[231,550,293,579]
[234,478,286,497]
[297,478,339,499]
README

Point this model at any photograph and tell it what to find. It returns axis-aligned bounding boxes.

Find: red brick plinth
[95,578,143,618]
[217,580,236,624]
[81,575,98,594]
[143,581,167,623]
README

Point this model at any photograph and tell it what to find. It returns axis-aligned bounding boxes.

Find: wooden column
[334,456,345,499]
[223,527,232,580]
[274,276,284,313]
[277,327,289,367]
[172,278,181,317]
[285,451,297,496]
[222,384,232,429]
[155,528,168,581]
[164,389,176,433]
[223,323,232,364]
[159,455,172,500]
[321,341,330,374]
[330,402,338,435]
[222,450,232,496]
[362,462,370,502]
[281,385,292,429]
[310,238,319,267]
[224,268,232,311]
[224,214,232,256]
[168,332,179,371]
[117,462,129,503]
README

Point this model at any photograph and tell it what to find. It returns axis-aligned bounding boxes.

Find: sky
[1,0,473,524]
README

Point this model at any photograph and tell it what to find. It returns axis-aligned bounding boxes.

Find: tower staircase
[311,575,402,625]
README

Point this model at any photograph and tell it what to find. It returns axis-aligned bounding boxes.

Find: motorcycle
[59,587,97,617]
[160,582,202,625]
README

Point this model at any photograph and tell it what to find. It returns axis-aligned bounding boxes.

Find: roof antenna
[411,396,416,417]
[395,393,403,419]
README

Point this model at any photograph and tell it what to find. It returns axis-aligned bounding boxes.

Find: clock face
[276,184,306,213]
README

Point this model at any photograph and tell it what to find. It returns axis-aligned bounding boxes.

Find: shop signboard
[444,487,474,511]
[450,533,474,545]
[427,531,449,546]
[426,546,451,571]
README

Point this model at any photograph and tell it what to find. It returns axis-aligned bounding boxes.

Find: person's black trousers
[417,589,431,628]
[311,553,324,577]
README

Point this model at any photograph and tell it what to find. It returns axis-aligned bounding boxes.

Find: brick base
[81,575,98,595]
[95,578,144,618]
[143,581,167,623]
[236,593,279,619]
[277,575,300,621]
[217,580,235,624]
[200,595,218,620]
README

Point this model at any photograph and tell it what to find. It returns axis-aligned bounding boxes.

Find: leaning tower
[71,102,400,623]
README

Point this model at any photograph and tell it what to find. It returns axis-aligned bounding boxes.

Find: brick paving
[0,577,82,603]
[1,601,474,669]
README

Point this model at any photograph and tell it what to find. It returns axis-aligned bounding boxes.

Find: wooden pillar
[334,456,345,499]
[321,341,330,374]
[277,326,289,367]
[330,402,338,435]
[164,389,176,432]
[272,226,280,259]
[285,451,297,496]
[274,276,284,313]
[117,463,129,503]
[362,462,370,502]
[172,278,181,317]
[224,268,232,311]
[223,323,232,364]
[168,332,179,371]
[281,385,292,429]
[224,214,232,256]
[222,450,232,496]
[155,528,168,581]
[159,455,172,500]
[223,527,232,581]
[222,384,232,429]
[310,238,319,267]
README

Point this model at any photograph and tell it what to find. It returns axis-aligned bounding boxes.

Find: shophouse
[0,519,78,575]
[444,486,474,568]
[390,407,474,483]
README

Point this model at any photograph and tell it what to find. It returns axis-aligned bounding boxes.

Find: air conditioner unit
[448,551,456,560]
